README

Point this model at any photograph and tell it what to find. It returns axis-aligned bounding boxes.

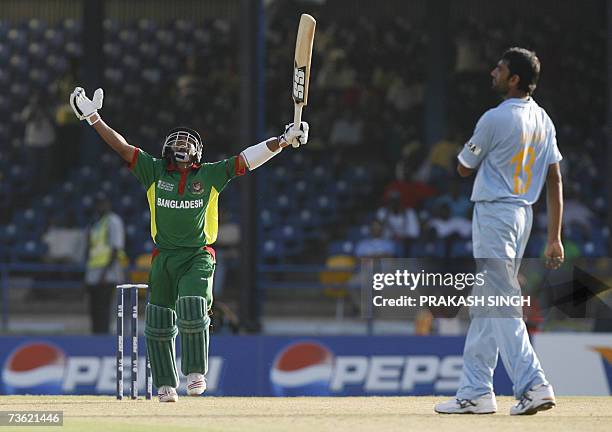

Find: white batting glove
[70,87,104,125]
[282,121,309,148]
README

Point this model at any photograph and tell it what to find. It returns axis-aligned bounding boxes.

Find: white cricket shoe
[186,373,207,396]
[158,385,178,402]
[510,384,556,415]
[435,393,497,414]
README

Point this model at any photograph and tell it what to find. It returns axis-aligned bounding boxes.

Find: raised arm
[544,162,564,268]
[238,122,309,172]
[90,117,136,163]
[69,87,135,163]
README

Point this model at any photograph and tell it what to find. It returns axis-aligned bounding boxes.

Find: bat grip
[293,104,303,131]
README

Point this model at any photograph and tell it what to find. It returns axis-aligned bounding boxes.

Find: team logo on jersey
[158,180,175,192]
[467,141,482,156]
[189,181,204,195]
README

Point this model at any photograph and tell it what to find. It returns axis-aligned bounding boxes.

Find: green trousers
[145,247,215,387]
[149,247,215,310]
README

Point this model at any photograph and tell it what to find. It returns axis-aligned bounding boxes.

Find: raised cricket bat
[292,14,316,131]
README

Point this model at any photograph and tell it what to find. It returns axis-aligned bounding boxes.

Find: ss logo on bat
[293,66,306,103]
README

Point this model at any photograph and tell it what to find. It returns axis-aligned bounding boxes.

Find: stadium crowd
[0,2,607,329]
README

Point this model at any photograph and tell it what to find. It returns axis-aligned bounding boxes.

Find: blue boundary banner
[0,336,512,396]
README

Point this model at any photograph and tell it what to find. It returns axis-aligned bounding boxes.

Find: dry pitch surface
[0,396,611,432]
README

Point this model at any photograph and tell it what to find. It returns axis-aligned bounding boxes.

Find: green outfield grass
[0,396,610,432]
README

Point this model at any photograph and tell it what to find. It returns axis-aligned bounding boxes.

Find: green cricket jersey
[129,148,244,249]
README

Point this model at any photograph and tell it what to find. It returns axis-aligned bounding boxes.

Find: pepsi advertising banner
[0,336,513,396]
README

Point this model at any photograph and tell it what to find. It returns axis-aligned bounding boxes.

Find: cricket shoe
[186,373,207,396]
[158,385,178,402]
[435,393,497,414]
[510,384,556,415]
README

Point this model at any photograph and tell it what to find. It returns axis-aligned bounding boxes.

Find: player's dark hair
[501,47,540,95]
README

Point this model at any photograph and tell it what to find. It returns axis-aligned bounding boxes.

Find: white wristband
[240,139,282,170]
[87,113,100,125]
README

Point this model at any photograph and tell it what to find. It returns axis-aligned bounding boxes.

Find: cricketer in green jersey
[70,86,309,402]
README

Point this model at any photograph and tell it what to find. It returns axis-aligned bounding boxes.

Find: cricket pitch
[0,396,610,432]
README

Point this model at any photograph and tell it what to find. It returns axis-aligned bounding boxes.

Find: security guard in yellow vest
[85,193,127,333]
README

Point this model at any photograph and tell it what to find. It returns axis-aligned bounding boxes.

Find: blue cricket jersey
[458,97,562,205]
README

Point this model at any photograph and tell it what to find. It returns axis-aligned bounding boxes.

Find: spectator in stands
[394,140,423,181]
[42,216,86,264]
[376,191,420,255]
[427,204,471,240]
[433,182,472,218]
[427,136,461,180]
[355,220,397,258]
[214,208,241,299]
[84,193,127,334]
[53,57,80,173]
[176,54,206,108]
[22,92,57,188]
[563,187,595,236]
[384,171,437,210]
[329,111,363,148]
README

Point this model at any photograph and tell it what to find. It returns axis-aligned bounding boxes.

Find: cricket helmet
[162,126,203,164]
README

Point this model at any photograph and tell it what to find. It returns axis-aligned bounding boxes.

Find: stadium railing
[0,262,359,330]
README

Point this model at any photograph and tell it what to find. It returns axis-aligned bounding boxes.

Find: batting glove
[282,121,309,148]
[70,87,104,125]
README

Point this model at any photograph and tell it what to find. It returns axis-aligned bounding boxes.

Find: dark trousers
[88,283,114,334]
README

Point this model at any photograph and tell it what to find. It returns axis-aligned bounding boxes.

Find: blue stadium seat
[173,19,195,36]
[29,68,50,87]
[9,55,28,74]
[260,209,278,231]
[328,240,355,256]
[0,123,9,141]
[103,43,122,61]
[12,239,47,262]
[27,18,47,40]
[158,54,180,73]
[193,28,211,46]
[0,44,9,65]
[450,240,472,258]
[7,29,27,49]
[28,42,47,61]
[155,29,176,48]
[296,209,320,229]
[137,19,157,37]
[411,240,446,257]
[262,239,284,262]
[311,166,326,184]
[142,68,161,85]
[313,195,337,222]
[62,18,81,36]
[44,28,65,49]
[274,193,293,214]
[119,29,138,47]
[103,19,120,35]
[46,54,68,74]
[64,41,82,57]
[293,180,311,201]
[0,21,8,39]
[347,224,369,241]
[138,42,159,60]
[0,224,18,245]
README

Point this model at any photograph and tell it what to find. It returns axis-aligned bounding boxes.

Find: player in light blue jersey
[435,48,564,416]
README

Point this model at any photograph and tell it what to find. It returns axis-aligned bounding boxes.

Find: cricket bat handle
[293,104,303,132]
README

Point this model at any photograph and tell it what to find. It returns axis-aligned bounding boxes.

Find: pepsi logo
[2,342,66,394]
[592,347,612,391]
[270,341,334,396]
